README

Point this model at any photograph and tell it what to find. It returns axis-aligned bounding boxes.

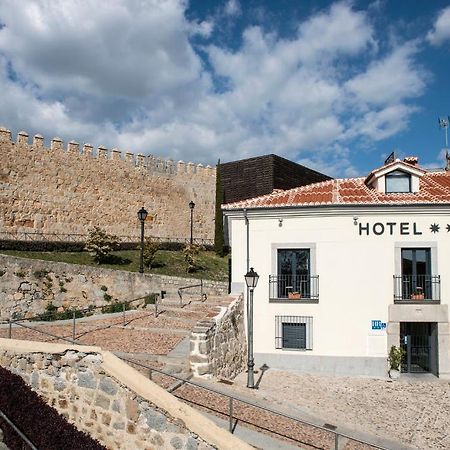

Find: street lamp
[189,201,195,245]
[244,267,259,388]
[137,206,148,274]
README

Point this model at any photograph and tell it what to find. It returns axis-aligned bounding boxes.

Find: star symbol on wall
[430,223,440,233]
[447,224,450,232]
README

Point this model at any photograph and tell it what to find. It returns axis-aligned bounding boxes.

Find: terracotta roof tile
[223,170,450,210]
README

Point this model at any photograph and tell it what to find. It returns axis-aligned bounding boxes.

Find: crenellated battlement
[0,126,215,178]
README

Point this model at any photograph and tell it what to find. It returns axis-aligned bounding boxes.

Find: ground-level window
[275,316,313,350]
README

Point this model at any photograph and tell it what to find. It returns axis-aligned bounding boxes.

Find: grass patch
[0,249,229,281]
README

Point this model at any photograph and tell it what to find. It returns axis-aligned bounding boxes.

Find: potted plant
[288,292,301,299]
[388,345,405,379]
[411,286,424,300]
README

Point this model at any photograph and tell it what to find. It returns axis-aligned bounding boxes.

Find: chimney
[403,156,418,166]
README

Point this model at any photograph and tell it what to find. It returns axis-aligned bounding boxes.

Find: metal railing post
[8,318,12,339]
[200,279,203,301]
[72,310,76,342]
[149,369,152,380]
[335,433,339,450]
[122,302,126,325]
[229,397,233,433]
[155,295,158,318]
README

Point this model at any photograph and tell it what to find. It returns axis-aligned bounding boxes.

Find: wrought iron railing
[393,275,440,303]
[0,231,213,246]
[269,275,319,300]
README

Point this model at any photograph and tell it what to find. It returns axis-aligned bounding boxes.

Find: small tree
[183,243,200,273]
[143,237,159,269]
[85,227,119,264]
[214,159,225,256]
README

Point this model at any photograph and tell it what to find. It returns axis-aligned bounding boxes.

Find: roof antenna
[438,117,450,170]
[438,117,449,148]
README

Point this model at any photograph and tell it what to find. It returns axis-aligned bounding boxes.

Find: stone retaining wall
[190,294,246,379]
[0,339,251,450]
[0,255,227,320]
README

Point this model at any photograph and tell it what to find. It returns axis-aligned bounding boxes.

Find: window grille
[275,316,313,350]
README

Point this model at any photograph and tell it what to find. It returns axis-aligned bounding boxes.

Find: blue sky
[0,1,450,177]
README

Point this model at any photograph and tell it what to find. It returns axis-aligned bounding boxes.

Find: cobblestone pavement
[223,369,450,450]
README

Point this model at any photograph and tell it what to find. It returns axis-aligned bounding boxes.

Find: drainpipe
[244,208,249,271]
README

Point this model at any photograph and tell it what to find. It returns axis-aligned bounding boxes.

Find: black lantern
[137,207,148,222]
[245,267,259,289]
[189,201,195,210]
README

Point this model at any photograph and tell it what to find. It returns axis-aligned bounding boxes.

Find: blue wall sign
[371,320,386,330]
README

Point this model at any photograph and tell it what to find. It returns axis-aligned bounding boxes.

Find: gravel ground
[226,369,450,450]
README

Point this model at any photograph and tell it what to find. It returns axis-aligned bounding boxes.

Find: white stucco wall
[226,206,450,375]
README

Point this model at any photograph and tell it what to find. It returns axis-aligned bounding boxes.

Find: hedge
[0,365,106,449]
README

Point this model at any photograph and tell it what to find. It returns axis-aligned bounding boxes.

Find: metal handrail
[1,294,159,343]
[2,304,390,449]
[177,280,205,306]
[119,356,390,450]
[0,407,39,450]
[0,231,214,246]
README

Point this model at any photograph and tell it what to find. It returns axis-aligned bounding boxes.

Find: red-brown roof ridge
[223,169,450,210]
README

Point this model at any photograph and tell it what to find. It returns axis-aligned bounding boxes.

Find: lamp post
[137,206,148,274]
[244,267,259,388]
[189,201,195,245]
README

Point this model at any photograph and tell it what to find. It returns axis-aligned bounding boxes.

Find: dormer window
[385,170,412,193]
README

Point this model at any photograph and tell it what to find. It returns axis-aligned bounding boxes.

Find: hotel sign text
[358,222,422,236]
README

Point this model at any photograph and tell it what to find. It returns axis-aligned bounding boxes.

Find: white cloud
[345,43,426,107]
[427,6,450,46]
[224,0,241,17]
[0,0,428,176]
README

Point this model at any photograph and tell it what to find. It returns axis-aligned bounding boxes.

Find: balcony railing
[393,275,440,303]
[269,275,319,301]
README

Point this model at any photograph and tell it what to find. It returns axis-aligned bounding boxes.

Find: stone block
[54,377,66,392]
[170,436,184,449]
[113,421,125,430]
[143,409,168,432]
[95,394,110,410]
[125,398,139,421]
[99,377,118,395]
[78,371,97,389]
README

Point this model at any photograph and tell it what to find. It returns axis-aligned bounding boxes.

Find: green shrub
[14,271,26,278]
[101,302,130,314]
[144,293,158,305]
[100,285,108,291]
[0,269,6,277]
[103,293,112,302]
[388,345,405,371]
[60,287,67,293]
[33,269,49,279]
[143,238,160,269]
[85,227,120,264]
[183,244,200,273]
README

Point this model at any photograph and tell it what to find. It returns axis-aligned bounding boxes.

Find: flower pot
[288,292,301,299]
[389,369,400,380]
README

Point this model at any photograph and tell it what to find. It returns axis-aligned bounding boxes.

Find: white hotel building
[223,157,450,378]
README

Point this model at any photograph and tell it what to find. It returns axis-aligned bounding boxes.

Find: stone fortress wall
[0,127,216,240]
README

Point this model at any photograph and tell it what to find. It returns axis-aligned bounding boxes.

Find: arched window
[385,170,411,193]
